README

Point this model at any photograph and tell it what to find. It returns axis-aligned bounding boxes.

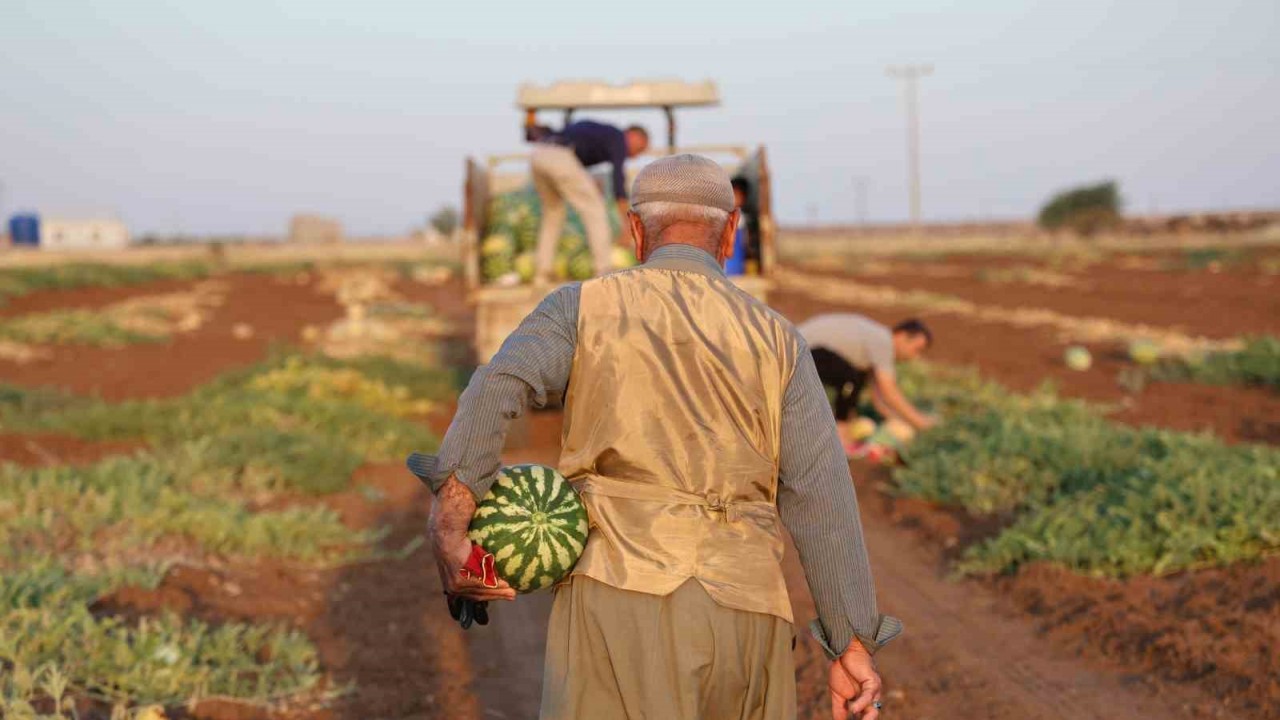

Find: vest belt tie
[576,476,776,524]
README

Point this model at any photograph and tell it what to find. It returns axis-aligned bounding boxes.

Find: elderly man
[412,155,900,720]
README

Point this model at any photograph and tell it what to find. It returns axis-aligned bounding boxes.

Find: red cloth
[460,543,498,588]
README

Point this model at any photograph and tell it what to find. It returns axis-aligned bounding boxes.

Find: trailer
[462,79,777,364]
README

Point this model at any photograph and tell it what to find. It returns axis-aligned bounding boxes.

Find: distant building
[289,214,344,244]
[39,217,130,250]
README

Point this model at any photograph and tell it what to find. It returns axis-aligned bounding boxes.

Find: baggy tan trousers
[530,145,614,282]
[540,577,797,720]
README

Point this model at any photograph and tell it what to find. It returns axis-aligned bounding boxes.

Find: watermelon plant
[1148,335,1280,390]
[0,261,212,306]
[0,351,455,711]
[892,363,1280,577]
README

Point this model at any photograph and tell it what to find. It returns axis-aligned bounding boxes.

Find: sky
[2,0,1278,236]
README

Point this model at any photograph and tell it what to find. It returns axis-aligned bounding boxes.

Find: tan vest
[560,266,800,622]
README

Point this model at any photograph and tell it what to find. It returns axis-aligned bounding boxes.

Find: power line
[886,64,933,229]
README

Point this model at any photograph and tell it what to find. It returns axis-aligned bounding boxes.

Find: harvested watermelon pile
[468,464,588,592]
[481,180,637,285]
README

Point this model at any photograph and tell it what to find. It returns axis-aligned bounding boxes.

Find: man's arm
[872,372,934,430]
[778,343,899,719]
[777,344,902,656]
[411,285,580,600]
[408,284,580,499]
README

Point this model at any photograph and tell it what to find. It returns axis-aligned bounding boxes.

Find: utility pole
[886,64,932,230]
[852,176,870,225]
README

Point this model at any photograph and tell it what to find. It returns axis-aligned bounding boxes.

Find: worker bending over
[530,120,650,284]
[798,314,936,446]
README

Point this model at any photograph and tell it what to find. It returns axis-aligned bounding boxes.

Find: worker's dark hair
[893,318,933,347]
[626,124,649,140]
[731,178,750,194]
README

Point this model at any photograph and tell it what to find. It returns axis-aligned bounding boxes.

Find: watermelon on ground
[1064,345,1093,371]
[1129,339,1162,365]
[468,464,588,593]
[849,417,877,441]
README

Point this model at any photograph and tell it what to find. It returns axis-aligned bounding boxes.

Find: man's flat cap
[630,154,735,213]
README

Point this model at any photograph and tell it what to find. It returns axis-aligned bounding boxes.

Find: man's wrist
[431,477,478,540]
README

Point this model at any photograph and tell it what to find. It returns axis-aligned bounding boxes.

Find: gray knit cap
[630,154,735,212]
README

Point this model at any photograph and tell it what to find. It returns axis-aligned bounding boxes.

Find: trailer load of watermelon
[480,182,638,286]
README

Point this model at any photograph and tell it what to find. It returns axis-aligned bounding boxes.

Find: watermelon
[1064,345,1092,371]
[468,464,588,593]
[481,233,514,258]
[568,251,594,280]
[558,231,587,256]
[514,252,536,283]
[849,416,877,441]
[1128,339,1162,366]
[611,246,638,269]
[481,179,627,286]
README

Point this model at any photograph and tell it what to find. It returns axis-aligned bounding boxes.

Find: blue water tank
[8,214,40,246]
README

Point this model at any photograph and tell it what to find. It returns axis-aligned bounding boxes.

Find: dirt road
[459,411,1210,720]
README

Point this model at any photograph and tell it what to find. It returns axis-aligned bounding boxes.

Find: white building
[40,218,131,250]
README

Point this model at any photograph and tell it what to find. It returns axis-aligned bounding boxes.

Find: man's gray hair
[633,201,732,244]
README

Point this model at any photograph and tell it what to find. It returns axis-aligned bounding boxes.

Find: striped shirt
[410,245,902,658]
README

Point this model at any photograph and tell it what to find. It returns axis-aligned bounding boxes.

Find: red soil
[0,273,343,400]
[823,261,1280,339]
[0,432,142,466]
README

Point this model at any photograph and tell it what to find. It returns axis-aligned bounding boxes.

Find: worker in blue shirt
[531,120,649,284]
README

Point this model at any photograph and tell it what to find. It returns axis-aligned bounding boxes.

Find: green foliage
[0,309,165,347]
[428,205,460,236]
[0,351,454,711]
[0,565,319,710]
[892,363,1280,577]
[5,353,442,484]
[1149,336,1280,390]
[0,452,365,567]
[1169,246,1248,271]
[964,445,1280,576]
[1036,181,1122,236]
[0,262,211,306]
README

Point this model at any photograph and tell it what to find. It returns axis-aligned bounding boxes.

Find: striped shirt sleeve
[406,283,580,500]
[777,337,903,656]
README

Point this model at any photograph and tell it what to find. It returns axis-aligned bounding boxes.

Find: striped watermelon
[468,464,588,593]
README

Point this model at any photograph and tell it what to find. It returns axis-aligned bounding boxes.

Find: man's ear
[628,210,646,260]
[718,209,741,264]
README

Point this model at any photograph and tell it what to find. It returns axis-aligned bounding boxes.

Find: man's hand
[829,639,882,720]
[917,414,939,431]
[429,478,516,602]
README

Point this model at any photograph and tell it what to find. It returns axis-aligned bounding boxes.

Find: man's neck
[643,244,725,278]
